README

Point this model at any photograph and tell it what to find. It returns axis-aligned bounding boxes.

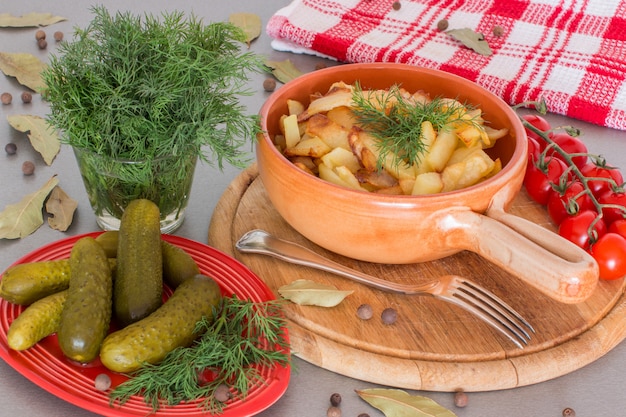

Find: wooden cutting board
[208,164,626,392]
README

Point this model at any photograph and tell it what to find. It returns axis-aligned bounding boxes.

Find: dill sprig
[350,83,479,168]
[108,296,290,414]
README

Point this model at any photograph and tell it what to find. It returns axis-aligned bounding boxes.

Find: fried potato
[441,149,495,192]
[412,171,444,195]
[284,136,331,158]
[276,82,508,195]
[281,114,301,149]
[306,114,352,150]
[321,147,361,172]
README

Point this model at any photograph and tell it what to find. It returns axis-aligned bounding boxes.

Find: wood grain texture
[208,164,626,391]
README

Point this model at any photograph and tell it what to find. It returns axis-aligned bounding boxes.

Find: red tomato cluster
[522,114,626,280]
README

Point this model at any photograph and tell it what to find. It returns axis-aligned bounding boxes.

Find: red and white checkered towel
[267,0,626,131]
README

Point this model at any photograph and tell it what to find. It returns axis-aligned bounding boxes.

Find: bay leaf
[0,176,60,239]
[265,59,304,83]
[0,12,67,28]
[229,13,261,47]
[0,52,47,92]
[7,114,60,165]
[356,388,457,417]
[45,186,77,232]
[278,279,353,307]
[447,28,492,56]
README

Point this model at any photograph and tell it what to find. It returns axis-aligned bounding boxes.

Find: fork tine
[444,296,528,348]
[459,279,535,335]
[446,278,534,348]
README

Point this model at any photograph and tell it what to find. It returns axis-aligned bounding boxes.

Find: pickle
[7,290,68,351]
[161,240,200,288]
[58,236,113,363]
[95,230,119,258]
[115,199,163,326]
[100,274,222,373]
[0,259,70,305]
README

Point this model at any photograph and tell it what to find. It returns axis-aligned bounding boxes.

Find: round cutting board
[208,164,626,392]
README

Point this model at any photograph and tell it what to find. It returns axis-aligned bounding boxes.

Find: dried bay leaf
[265,59,304,83]
[46,186,77,232]
[229,13,261,47]
[0,176,59,239]
[0,52,47,92]
[447,28,492,56]
[0,12,67,28]
[278,279,353,307]
[7,114,60,165]
[357,388,457,417]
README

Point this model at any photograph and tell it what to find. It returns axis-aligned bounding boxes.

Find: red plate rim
[0,232,291,416]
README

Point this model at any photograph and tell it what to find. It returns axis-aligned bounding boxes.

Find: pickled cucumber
[7,290,68,351]
[161,240,200,288]
[0,259,70,305]
[99,274,222,373]
[95,230,119,258]
[58,237,113,363]
[115,199,163,326]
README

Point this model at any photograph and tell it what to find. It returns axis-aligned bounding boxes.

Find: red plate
[0,232,290,416]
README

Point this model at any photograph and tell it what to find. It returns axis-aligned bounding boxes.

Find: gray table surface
[2,1,626,416]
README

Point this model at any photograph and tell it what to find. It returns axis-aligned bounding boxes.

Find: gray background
[1,1,626,416]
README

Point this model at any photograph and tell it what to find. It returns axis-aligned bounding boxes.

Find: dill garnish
[350,82,480,168]
[108,296,290,414]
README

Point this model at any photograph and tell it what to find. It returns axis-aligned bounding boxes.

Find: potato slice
[306,114,351,150]
[284,136,332,158]
[319,163,364,191]
[423,128,457,172]
[412,171,444,195]
[441,149,495,192]
[326,106,357,129]
[321,147,362,172]
[281,114,301,149]
[287,99,305,116]
[298,90,354,121]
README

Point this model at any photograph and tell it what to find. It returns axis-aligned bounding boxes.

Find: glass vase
[73,147,197,233]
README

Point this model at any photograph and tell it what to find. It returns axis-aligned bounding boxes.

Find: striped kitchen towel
[267,0,626,130]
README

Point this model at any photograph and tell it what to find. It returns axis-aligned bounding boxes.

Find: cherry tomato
[598,189,626,226]
[558,210,607,250]
[546,180,594,225]
[526,136,541,169]
[609,219,626,239]
[524,157,568,205]
[522,114,551,145]
[590,233,626,280]
[547,132,588,170]
[580,163,624,198]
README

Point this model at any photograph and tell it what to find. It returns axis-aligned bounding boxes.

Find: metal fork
[236,229,535,348]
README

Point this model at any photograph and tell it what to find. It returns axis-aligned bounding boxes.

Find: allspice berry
[381,307,398,325]
[37,38,48,49]
[562,408,576,417]
[330,392,342,406]
[263,78,277,92]
[54,31,64,42]
[454,390,468,408]
[21,91,33,104]
[327,406,341,417]
[35,30,46,41]
[492,25,504,37]
[437,19,449,31]
[214,384,231,403]
[94,374,111,391]
[1,92,12,105]
[22,160,35,176]
[357,304,373,320]
[5,143,17,155]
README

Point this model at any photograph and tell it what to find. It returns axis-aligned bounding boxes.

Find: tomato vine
[516,101,626,280]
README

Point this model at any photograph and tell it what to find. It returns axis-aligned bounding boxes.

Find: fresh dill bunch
[108,296,290,414]
[41,6,266,222]
[351,82,479,168]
